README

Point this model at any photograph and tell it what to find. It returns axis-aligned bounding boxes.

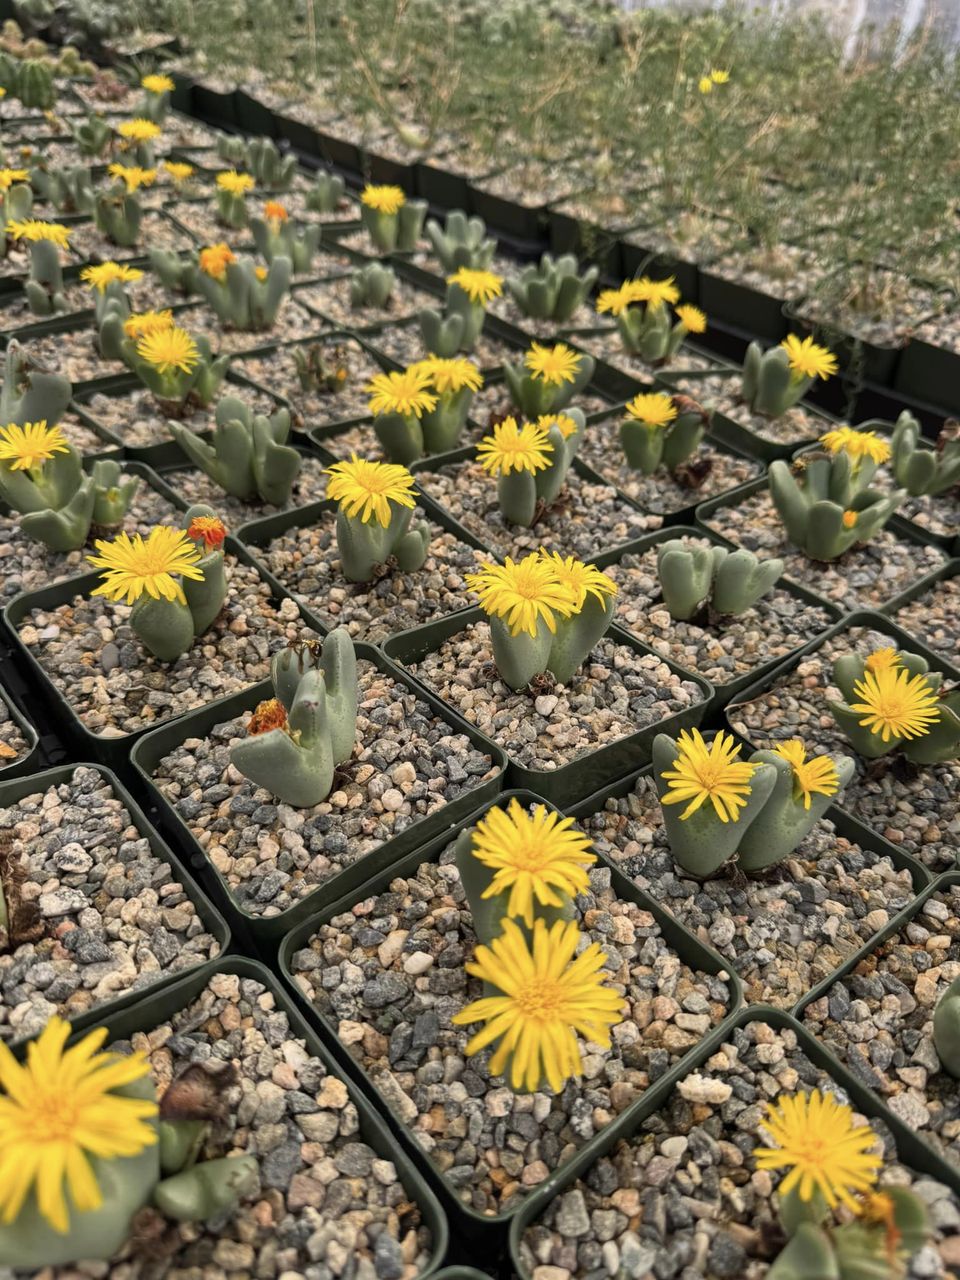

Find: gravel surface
[487,293,598,338]
[803,883,960,1166]
[68,211,196,262]
[0,695,29,767]
[415,458,662,559]
[468,380,613,428]
[0,766,220,1042]
[148,659,500,918]
[159,454,332,526]
[30,970,434,1278]
[727,622,960,873]
[520,1019,960,1280]
[233,339,386,433]
[404,623,703,771]
[796,275,945,347]
[700,242,826,302]
[700,485,947,610]
[188,297,323,354]
[80,382,277,449]
[250,506,480,641]
[0,276,170,335]
[895,489,960,542]
[296,274,438,330]
[367,322,524,374]
[569,330,720,379]
[17,559,304,738]
[605,541,832,685]
[582,773,916,1007]
[289,837,732,1214]
[672,373,828,448]
[891,569,960,669]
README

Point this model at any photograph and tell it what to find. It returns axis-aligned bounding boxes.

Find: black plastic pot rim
[0,761,230,1047]
[277,787,744,1231]
[878,555,959,625]
[0,678,40,781]
[129,639,507,943]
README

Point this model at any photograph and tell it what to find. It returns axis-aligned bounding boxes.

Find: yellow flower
[865,647,901,674]
[325,454,418,527]
[465,553,577,637]
[624,392,678,428]
[123,309,174,340]
[633,276,681,308]
[596,280,646,316]
[0,1016,157,1234]
[0,89,7,101]
[451,918,623,1094]
[415,356,483,395]
[849,665,941,743]
[254,265,268,282]
[699,77,714,94]
[675,303,707,334]
[771,740,840,809]
[781,334,838,381]
[819,426,891,466]
[0,420,69,471]
[538,550,617,611]
[136,325,199,376]
[660,728,757,823]
[366,367,438,419]
[107,163,157,192]
[470,797,597,927]
[264,199,288,223]
[199,242,237,281]
[447,267,503,306]
[5,218,71,249]
[0,168,29,191]
[117,118,162,143]
[711,69,730,83]
[141,73,175,94]
[80,261,144,293]
[524,341,581,386]
[476,417,553,477]
[216,169,255,196]
[361,185,405,215]
[755,1090,881,1211]
[536,413,578,439]
[87,526,204,606]
[163,160,194,183]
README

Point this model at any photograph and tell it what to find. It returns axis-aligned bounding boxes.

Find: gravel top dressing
[80,382,277,448]
[296,274,438,329]
[0,766,220,1042]
[892,571,960,669]
[570,330,719,378]
[0,696,29,766]
[160,454,332,527]
[672,373,827,447]
[727,623,960,873]
[468,380,612,429]
[288,837,732,1215]
[188,297,322,354]
[233,340,386,431]
[148,659,500,917]
[368,323,524,373]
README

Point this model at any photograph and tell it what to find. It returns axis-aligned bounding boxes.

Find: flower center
[515,976,566,1021]
[23,1089,80,1143]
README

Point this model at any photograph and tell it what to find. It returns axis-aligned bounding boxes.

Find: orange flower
[199,242,237,282]
[246,698,287,736]
[187,515,226,549]
[264,200,288,223]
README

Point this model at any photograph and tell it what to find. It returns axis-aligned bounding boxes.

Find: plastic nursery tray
[466,161,592,244]
[894,305,960,414]
[697,240,808,346]
[129,639,507,947]
[591,524,843,715]
[694,473,952,615]
[36,953,449,1276]
[506,999,960,1279]
[0,677,40,781]
[278,789,743,1244]
[382,606,713,806]
[0,761,230,1047]
[880,558,960,654]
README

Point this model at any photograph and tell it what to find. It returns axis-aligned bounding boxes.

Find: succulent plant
[216,134,296,189]
[214,169,255,228]
[419,265,503,356]
[656,539,784,621]
[0,340,71,427]
[16,57,53,108]
[69,113,113,158]
[934,977,960,1078]
[99,314,230,411]
[249,201,320,273]
[30,163,95,214]
[653,729,853,877]
[94,189,142,247]
[425,210,496,272]
[506,252,598,323]
[503,341,595,418]
[148,247,198,295]
[349,261,395,310]
[196,253,292,332]
[597,278,707,365]
[0,178,33,259]
[137,72,176,124]
[325,455,430,582]
[7,219,71,316]
[890,411,960,496]
[742,334,838,418]
[359,184,426,253]
[305,171,346,214]
[292,341,349,394]
[477,412,584,528]
[231,631,358,806]
[619,391,711,474]
[167,397,301,506]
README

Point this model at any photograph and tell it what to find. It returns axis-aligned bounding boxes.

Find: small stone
[676,1074,732,1105]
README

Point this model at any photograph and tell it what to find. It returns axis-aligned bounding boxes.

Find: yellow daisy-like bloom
[710,68,730,83]
[123,309,174,340]
[596,280,646,316]
[415,356,483,395]
[624,392,678,428]
[524,341,581,386]
[865,647,901,674]
[88,525,204,606]
[360,184,406,215]
[633,275,681,309]
[755,1090,882,1211]
[476,417,552,477]
[264,199,288,223]
[5,218,71,249]
[699,77,714,94]
[366,368,438,419]
[0,420,69,472]
[216,169,255,196]
[141,73,175,94]
[80,261,144,293]
[0,1016,157,1234]
[819,426,891,467]
[325,454,418,527]
[254,266,268,282]
[538,550,617,611]
[660,728,757,823]
[0,168,29,191]
[771,739,840,810]
[849,665,941,743]
[117,118,162,143]
[675,303,707,334]
[842,510,858,529]
[536,413,579,439]
[451,917,624,1094]
[199,242,237,282]
[781,333,839,382]
[107,163,157,192]
[136,325,199,377]
[465,553,577,638]
[447,266,503,306]
[470,797,597,927]
[163,160,194,183]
